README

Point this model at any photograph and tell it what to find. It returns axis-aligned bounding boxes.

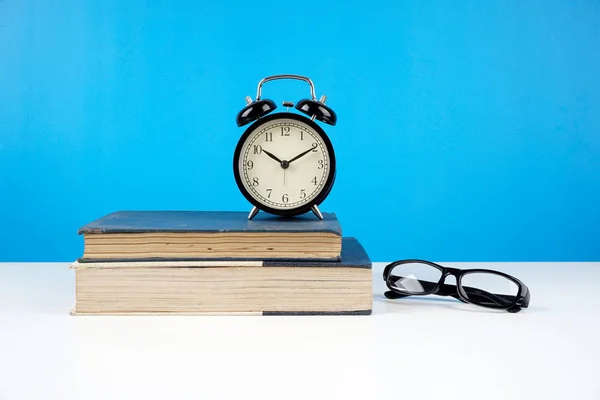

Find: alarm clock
[233,74,337,220]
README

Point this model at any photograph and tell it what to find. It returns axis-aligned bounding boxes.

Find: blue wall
[1,1,599,262]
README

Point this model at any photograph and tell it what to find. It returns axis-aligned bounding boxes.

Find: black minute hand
[262,149,283,163]
[288,146,315,164]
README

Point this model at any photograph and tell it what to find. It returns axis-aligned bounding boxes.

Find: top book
[77,210,343,261]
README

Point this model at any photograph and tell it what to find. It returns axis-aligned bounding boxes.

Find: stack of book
[69,210,372,315]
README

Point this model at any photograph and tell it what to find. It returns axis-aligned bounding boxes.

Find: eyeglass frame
[383,259,531,313]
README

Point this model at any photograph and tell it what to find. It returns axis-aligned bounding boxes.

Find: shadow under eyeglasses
[373,294,545,314]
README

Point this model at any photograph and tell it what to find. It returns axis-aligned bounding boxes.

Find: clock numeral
[282,193,289,203]
[311,176,318,185]
[300,131,304,140]
[253,177,259,187]
[253,145,262,154]
[265,132,273,142]
[317,160,324,169]
[246,160,254,170]
[281,127,290,136]
[311,142,318,152]
[300,189,306,199]
[266,188,272,198]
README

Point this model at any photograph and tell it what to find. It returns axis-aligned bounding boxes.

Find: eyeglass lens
[388,262,442,294]
[460,272,519,307]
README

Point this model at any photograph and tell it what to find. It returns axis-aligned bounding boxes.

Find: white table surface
[1,261,599,400]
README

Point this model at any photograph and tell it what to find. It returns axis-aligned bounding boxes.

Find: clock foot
[311,205,323,220]
[248,206,259,220]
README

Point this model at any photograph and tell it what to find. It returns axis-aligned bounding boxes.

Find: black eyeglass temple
[384,290,408,299]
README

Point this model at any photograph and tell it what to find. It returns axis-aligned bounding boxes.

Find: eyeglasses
[383,259,530,313]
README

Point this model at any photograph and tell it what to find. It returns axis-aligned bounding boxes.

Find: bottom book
[69,237,372,315]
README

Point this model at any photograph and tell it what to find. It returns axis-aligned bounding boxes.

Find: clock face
[234,113,335,215]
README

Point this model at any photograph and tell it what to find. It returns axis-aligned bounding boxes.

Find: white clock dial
[237,118,331,210]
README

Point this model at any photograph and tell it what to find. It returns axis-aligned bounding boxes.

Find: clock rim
[233,112,336,218]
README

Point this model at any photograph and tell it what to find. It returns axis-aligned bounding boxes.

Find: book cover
[78,210,342,235]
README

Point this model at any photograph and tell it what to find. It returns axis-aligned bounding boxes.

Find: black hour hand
[262,149,283,163]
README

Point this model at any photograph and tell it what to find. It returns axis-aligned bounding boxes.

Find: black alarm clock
[233,74,337,220]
